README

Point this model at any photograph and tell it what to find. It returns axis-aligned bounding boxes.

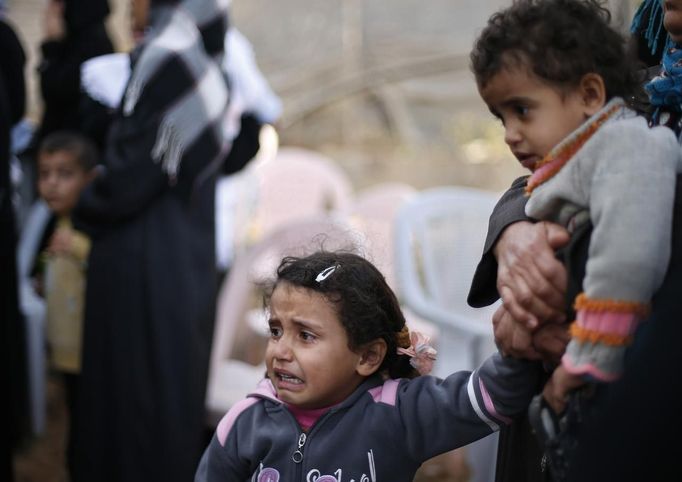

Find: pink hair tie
[396,331,437,375]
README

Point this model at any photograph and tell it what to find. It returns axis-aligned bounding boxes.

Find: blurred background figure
[70,0,231,481]
[34,0,114,145]
[14,0,113,236]
[32,131,96,480]
[0,1,29,480]
[78,18,282,279]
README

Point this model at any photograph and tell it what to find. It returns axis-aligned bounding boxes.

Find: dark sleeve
[0,20,26,124]
[467,176,530,308]
[222,113,261,175]
[78,93,116,153]
[73,99,167,234]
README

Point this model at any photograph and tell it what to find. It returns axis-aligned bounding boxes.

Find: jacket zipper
[286,408,335,479]
[292,433,306,463]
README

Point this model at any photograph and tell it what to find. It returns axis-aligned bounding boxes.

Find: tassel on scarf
[631,0,666,56]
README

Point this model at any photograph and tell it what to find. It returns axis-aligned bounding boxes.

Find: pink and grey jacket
[195,354,541,482]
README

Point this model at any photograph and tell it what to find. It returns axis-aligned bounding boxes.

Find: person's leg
[63,372,80,478]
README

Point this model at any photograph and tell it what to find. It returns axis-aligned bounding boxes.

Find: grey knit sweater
[526,97,681,381]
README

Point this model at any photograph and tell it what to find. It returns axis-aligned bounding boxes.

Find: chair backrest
[394,186,500,371]
[16,200,51,436]
[342,182,417,290]
[243,146,354,246]
[206,215,365,410]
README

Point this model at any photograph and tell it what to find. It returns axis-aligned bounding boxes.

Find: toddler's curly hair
[471,0,641,100]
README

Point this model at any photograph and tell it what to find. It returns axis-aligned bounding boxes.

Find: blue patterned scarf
[645,39,682,114]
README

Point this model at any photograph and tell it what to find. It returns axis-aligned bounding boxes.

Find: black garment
[0,18,28,482]
[468,175,682,482]
[78,88,117,153]
[63,0,109,32]
[494,410,551,482]
[223,113,261,175]
[72,98,219,482]
[0,18,26,126]
[35,4,113,145]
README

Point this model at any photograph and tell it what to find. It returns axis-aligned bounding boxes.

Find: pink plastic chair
[243,146,353,245]
[343,182,417,289]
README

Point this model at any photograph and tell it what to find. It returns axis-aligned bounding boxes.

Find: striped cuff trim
[569,323,633,346]
[466,373,499,432]
[479,378,512,425]
[574,293,649,317]
[561,353,621,382]
[575,309,640,337]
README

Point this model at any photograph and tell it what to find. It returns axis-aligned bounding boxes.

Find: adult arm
[468,177,569,327]
[467,175,570,366]
[467,176,530,308]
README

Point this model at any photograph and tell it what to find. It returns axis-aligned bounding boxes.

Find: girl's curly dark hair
[265,251,419,379]
[470,0,641,100]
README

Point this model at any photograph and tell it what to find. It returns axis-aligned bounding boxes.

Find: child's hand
[542,365,585,414]
[493,305,541,359]
[532,322,570,364]
[492,305,570,363]
[47,227,73,256]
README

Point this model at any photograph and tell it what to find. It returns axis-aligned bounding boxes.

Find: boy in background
[35,130,96,476]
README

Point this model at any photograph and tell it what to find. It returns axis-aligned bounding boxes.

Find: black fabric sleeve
[0,20,26,124]
[467,176,530,308]
[222,113,261,175]
[72,98,167,235]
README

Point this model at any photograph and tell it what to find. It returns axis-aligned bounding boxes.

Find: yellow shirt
[44,217,90,373]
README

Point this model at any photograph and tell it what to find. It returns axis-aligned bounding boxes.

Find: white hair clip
[315,264,340,283]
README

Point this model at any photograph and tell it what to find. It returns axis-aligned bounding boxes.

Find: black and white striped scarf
[122,0,231,181]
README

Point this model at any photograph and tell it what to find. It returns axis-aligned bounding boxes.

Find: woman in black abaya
[71,1,231,481]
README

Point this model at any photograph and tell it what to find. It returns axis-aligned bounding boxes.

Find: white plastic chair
[393,186,502,482]
[16,200,51,436]
[394,186,501,372]
[205,215,365,426]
